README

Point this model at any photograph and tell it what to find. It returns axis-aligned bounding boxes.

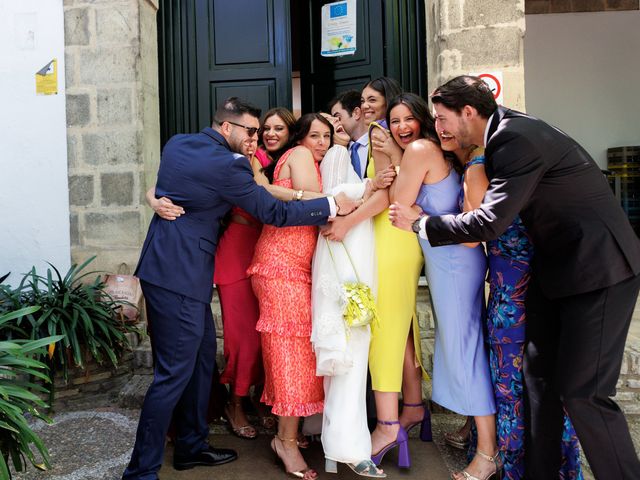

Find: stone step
[118,374,153,409]
[133,336,153,372]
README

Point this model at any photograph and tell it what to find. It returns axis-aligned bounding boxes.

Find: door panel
[196,0,292,129]
[157,0,427,147]
[210,81,276,115]
[157,0,292,145]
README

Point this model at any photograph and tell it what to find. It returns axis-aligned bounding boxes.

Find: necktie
[350,141,362,178]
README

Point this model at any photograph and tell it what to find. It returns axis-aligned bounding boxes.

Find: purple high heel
[371,420,411,469]
[403,402,432,442]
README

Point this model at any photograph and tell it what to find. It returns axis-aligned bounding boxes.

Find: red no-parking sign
[470,71,503,105]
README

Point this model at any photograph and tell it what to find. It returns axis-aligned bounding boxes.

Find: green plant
[0,306,63,479]
[6,257,136,399]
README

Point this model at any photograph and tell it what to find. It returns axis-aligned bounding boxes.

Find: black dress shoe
[173,445,238,471]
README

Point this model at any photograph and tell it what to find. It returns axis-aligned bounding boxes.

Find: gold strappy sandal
[270,435,317,480]
[452,450,503,480]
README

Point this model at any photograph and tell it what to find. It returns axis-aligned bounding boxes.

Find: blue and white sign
[321,0,356,57]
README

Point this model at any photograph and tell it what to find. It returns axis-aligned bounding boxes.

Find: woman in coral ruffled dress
[248,113,334,480]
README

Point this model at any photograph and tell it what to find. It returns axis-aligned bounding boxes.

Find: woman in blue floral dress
[445,145,583,479]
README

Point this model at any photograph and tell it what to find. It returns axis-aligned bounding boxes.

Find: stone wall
[526,0,639,13]
[64,0,160,275]
[425,0,526,111]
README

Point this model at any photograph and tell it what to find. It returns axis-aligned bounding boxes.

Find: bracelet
[295,189,303,201]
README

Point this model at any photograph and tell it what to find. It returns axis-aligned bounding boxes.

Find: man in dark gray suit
[390,76,640,479]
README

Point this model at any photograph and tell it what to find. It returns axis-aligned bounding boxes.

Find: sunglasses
[225,120,259,138]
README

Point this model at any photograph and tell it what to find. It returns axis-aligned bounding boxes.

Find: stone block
[441,0,464,30]
[214,312,224,338]
[125,331,139,349]
[71,370,112,385]
[72,248,143,276]
[621,401,640,415]
[101,172,134,206]
[463,0,523,28]
[96,5,138,45]
[79,47,137,84]
[133,336,153,369]
[55,387,81,399]
[66,93,91,127]
[70,213,79,246]
[67,133,78,168]
[613,390,637,402]
[627,378,640,389]
[620,353,629,374]
[444,26,523,70]
[69,174,94,206]
[84,212,141,247]
[119,374,153,409]
[83,130,139,166]
[65,51,77,88]
[64,7,90,46]
[97,87,133,125]
[629,350,640,374]
[420,338,434,376]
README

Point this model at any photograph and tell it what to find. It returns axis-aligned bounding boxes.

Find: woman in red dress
[215,108,297,439]
[248,114,333,480]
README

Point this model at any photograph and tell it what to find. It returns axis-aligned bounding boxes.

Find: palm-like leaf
[0,259,139,478]
[0,306,64,478]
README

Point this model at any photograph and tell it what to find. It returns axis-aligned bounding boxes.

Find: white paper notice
[321,0,356,57]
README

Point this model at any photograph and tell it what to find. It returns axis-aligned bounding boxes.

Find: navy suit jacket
[135,128,330,303]
[425,106,640,298]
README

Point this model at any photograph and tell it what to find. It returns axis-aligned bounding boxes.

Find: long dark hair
[386,93,438,143]
[363,77,404,113]
[386,93,459,172]
[290,113,334,148]
[260,107,296,182]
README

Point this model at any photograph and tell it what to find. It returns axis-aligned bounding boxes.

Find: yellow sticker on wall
[36,59,57,95]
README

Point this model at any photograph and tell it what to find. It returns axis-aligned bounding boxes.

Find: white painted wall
[524,11,640,168]
[0,0,70,285]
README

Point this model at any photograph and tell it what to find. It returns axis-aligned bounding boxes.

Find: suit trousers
[523,273,640,480]
[122,281,216,480]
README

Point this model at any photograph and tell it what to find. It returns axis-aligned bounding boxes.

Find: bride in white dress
[311,116,384,478]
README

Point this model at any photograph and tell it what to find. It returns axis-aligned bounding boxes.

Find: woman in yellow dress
[321,77,428,469]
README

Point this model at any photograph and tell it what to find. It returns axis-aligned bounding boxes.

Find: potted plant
[3,258,137,406]
[0,306,63,478]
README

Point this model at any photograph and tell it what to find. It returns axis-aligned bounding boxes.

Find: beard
[455,121,474,149]
[227,132,244,155]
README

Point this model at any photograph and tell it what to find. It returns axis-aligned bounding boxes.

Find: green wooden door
[157,0,427,145]
[158,0,293,145]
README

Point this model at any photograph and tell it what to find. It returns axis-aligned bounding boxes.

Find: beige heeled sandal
[270,435,317,480]
[452,450,503,480]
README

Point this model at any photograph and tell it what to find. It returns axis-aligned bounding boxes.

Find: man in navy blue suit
[123,98,355,480]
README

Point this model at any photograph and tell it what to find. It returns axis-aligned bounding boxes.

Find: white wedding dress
[311,145,376,464]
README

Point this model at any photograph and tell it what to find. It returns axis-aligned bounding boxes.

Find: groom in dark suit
[123,97,355,480]
[390,76,640,479]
